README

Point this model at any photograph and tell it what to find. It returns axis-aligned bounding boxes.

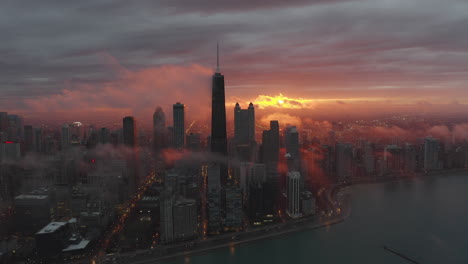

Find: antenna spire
[216,41,220,73]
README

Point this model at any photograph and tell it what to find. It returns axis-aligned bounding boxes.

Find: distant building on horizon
[24,125,34,152]
[0,112,8,134]
[61,124,70,150]
[424,137,439,170]
[336,142,352,179]
[99,127,110,144]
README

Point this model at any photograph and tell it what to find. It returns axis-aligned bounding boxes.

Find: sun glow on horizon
[253,93,315,109]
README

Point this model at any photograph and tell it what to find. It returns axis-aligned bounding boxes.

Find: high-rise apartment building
[173,103,185,149]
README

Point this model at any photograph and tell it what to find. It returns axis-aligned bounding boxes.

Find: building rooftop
[80,211,101,217]
[62,239,90,252]
[36,222,67,234]
[141,196,160,202]
[14,194,48,200]
[175,198,196,206]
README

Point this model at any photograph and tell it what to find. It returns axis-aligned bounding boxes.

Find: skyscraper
[335,142,353,179]
[186,133,201,151]
[7,115,23,142]
[424,137,439,170]
[262,120,280,166]
[99,127,110,144]
[287,171,301,219]
[207,164,222,234]
[24,125,34,152]
[69,122,84,145]
[0,112,8,134]
[210,43,227,156]
[160,195,174,244]
[34,128,43,153]
[61,124,70,151]
[123,116,136,147]
[234,102,255,144]
[173,198,198,241]
[153,106,166,152]
[173,103,185,149]
[225,184,243,230]
[285,126,299,159]
[210,43,228,185]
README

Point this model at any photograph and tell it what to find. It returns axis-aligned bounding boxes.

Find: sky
[1,0,468,123]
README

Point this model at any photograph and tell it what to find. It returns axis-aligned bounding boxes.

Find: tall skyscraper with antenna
[211,43,227,156]
[210,42,228,184]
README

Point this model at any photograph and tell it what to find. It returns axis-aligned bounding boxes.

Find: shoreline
[115,188,350,264]
[117,214,348,264]
[102,168,468,264]
[144,216,346,264]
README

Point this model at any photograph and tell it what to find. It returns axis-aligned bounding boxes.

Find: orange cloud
[260,112,301,128]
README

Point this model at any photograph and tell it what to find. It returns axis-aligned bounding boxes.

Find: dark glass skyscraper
[153,106,167,152]
[123,116,136,147]
[173,102,185,149]
[262,120,280,165]
[210,43,227,156]
[210,43,228,186]
[234,102,255,144]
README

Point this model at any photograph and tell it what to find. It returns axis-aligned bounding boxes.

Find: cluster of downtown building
[0,69,316,260]
[2,75,468,261]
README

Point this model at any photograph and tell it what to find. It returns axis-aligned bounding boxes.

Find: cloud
[20,60,212,122]
[260,113,302,128]
[1,0,468,116]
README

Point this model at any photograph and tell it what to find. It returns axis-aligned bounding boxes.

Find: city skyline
[1,1,468,263]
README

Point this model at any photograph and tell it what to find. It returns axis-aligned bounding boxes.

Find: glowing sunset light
[253,93,315,109]
[248,93,385,110]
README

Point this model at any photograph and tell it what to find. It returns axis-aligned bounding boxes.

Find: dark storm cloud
[1,0,468,110]
[153,0,353,13]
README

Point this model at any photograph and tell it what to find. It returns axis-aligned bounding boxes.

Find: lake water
[164,173,468,264]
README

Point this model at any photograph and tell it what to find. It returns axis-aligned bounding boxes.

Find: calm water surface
[164,173,468,264]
